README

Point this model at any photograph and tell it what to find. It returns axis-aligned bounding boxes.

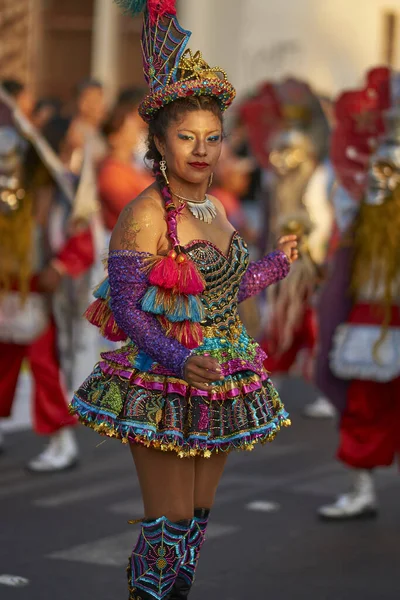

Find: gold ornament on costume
[0,126,33,302]
[278,214,313,257]
[351,108,400,357]
[178,49,227,83]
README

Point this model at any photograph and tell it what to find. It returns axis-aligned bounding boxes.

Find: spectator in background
[117,86,149,166]
[117,86,148,113]
[1,79,35,120]
[69,78,107,167]
[98,100,152,232]
[32,97,61,131]
[211,144,257,242]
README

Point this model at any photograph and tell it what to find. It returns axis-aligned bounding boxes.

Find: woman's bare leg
[130,444,195,520]
[194,452,228,509]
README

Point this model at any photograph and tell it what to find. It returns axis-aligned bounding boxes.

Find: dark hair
[33,97,62,117]
[42,116,72,154]
[146,96,223,164]
[74,78,103,100]
[1,79,24,99]
[117,86,147,111]
[102,102,134,139]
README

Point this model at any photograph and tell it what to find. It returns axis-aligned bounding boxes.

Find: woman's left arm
[237,235,298,303]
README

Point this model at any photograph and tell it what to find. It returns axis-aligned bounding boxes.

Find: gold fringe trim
[70,404,291,459]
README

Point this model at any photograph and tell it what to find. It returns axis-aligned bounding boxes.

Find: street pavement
[1,376,400,600]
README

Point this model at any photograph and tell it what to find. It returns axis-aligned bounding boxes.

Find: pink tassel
[84,298,107,327]
[160,317,203,349]
[176,257,205,295]
[148,254,179,289]
[84,299,127,342]
[177,321,203,349]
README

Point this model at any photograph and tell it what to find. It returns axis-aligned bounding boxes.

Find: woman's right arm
[108,196,222,388]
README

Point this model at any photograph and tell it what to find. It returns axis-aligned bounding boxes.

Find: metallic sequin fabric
[70,233,291,456]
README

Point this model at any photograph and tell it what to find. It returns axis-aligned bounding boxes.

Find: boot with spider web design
[127,516,191,600]
[168,508,210,599]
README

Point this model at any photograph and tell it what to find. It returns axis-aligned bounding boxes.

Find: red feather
[147,0,176,21]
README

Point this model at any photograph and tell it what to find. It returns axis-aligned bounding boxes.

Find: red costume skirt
[338,304,400,469]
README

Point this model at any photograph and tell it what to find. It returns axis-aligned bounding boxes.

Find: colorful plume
[114,0,176,21]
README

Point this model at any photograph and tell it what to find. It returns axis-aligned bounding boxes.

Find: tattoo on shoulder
[118,204,141,250]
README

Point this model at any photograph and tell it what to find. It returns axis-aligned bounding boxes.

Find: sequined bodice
[185,232,249,340]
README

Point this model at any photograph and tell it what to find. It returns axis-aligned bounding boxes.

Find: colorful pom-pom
[93,277,110,300]
[164,293,188,322]
[114,0,176,21]
[169,320,203,349]
[187,294,205,322]
[84,298,127,342]
[101,314,127,342]
[176,258,206,295]
[159,316,203,349]
[148,254,179,289]
[141,286,163,314]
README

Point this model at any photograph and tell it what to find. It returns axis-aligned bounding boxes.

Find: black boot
[168,508,210,599]
[127,516,191,600]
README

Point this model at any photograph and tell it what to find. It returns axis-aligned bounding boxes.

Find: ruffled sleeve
[108,250,192,378]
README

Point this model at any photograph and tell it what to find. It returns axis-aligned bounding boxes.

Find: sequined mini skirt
[70,339,290,458]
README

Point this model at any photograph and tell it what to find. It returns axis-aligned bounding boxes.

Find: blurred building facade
[180,0,400,98]
[0,0,33,85]
[0,0,144,100]
[1,0,399,101]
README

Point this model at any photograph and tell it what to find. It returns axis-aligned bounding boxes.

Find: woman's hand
[277,234,299,263]
[184,355,223,392]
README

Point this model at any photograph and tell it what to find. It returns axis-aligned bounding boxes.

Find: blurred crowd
[0,66,399,520]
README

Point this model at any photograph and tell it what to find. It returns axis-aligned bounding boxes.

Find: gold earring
[160,157,169,185]
[208,173,214,188]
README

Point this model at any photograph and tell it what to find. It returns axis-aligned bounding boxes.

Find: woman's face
[158,109,223,186]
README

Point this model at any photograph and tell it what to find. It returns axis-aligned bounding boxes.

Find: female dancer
[70,2,298,598]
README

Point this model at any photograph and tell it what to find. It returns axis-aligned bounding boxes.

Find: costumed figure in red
[241,79,334,415]
[315,67,400,520]
[0,85,96,472]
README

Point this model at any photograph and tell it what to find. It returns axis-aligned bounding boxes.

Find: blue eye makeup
[207,135,221,143]
[178,133,194,141]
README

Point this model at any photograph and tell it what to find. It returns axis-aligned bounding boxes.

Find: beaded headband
[115,0,236,122]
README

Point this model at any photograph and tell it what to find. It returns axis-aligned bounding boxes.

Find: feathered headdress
[330,66,391,200]
[114,0,236,122]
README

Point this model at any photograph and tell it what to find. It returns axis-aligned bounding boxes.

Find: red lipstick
[189,162,209,169]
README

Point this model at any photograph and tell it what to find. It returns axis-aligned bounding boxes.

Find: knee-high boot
[168,508,210,599]
[127,516,191,600]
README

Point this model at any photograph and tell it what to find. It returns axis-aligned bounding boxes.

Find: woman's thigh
[194,452,229,509]
[130,444,195,521]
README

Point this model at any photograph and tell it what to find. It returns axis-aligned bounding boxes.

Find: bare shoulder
[110,184,165,253]
[208,193,227,217]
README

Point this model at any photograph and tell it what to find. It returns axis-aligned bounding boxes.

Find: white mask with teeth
[365,109,400,206]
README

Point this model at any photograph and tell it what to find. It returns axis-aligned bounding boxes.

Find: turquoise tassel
[114,0,147,16]
[93,278,110,300]
[141,286,164,315]
[142,287,205,322]
[166,295,188,322]
[187,294,205,322]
